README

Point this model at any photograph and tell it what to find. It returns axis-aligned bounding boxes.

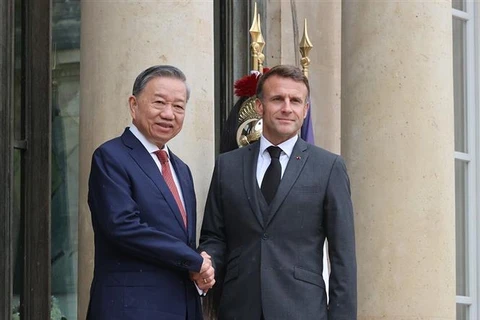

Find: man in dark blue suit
[87,65,215,320]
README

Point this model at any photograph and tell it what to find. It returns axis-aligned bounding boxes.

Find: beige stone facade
[78,2,215,318]
[78,1,456,319]
[342,2,455,319]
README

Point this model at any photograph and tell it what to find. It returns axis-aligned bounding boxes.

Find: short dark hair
[256,65,310,102]
[132,65,191,101]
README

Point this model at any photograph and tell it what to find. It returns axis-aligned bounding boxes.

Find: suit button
[262,233,269,240]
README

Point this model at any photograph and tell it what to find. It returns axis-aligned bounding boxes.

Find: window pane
[14,0,24,141]
[50,0,80,319]
[456,303,469,320]
[12,149,24,319]
[232,0,249,99]
[455,159,468,296]
[453,17,467,153]
[452,0,465,11]
[12,0,25,317]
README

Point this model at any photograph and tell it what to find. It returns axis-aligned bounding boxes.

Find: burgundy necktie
[155,150,187,228]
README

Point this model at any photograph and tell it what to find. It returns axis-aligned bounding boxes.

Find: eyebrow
[269,94,305,102]
[153,93,185,103]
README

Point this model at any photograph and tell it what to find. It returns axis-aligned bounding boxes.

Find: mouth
[154,122,174,133]
[155,122,173,129]
[277,118,294,123]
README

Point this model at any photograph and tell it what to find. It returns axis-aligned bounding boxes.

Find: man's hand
[190,251,215,292]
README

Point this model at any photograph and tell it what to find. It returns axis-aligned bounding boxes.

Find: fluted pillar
[78,2,214,319]
[341,1,455,319]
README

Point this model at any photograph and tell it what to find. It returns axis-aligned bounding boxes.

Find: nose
[160,104,175,120]
[281,99,293,113]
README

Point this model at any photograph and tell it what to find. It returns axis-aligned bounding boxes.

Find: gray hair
[132,65,191,101]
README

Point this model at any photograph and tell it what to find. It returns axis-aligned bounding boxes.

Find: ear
[303,102,310,119]
[255,98,263,116]
[128,95,137,119]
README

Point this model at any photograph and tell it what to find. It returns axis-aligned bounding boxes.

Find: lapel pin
[296,156,301,160]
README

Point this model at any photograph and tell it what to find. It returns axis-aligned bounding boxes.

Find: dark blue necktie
[261,146,282,205]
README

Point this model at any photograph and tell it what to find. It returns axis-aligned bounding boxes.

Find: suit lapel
[243,143,264,227]
[266,139,309,227]
[121,129,188,235]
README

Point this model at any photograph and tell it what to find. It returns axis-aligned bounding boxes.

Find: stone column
[342,1,455,319]
[296,2,342,153]
[78,1,214,319]
[265,1,342,153]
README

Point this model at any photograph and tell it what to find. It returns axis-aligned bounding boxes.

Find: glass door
[50,1,81,318]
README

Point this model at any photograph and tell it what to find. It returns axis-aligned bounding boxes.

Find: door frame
[23,0,51,317]
[0,0,51,318]
[0,0,14,316]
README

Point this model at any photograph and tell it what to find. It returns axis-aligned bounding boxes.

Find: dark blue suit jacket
[87,128,203,320]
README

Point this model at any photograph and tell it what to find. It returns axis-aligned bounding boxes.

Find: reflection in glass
[452,17,466,153]
[456,303,468,320]
[12,0,24,318]
[14,0,24,141]
[12,149,24,319]
[51,0,81,319]
[455,159,468,297]
[452,0,465,11]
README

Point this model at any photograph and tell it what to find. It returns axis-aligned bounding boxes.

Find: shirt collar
[129,124,170,156]
[259,134,298,158]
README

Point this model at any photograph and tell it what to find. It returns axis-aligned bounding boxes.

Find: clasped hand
[190,251,215,293]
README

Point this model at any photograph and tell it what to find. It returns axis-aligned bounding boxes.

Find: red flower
[234,68,270,97]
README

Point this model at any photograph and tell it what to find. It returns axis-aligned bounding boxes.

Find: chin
[277,130,297,137]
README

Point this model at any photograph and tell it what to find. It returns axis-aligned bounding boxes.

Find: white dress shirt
[256,134,298,188]
[129,124,186,209]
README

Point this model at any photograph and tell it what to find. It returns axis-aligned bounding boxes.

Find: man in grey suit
[199,65,356,320]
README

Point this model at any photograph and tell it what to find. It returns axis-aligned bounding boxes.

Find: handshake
[190,251,215,293]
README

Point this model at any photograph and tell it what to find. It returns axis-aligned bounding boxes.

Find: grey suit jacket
[199,138,356,320]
